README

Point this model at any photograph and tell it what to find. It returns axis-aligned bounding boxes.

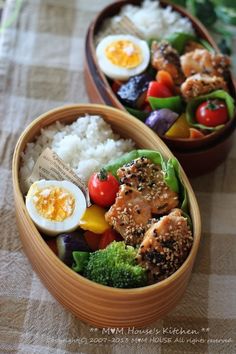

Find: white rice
[20,115,135,193]
[98,0,194,41]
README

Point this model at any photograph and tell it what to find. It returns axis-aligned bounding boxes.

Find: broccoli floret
[84,241,147,288]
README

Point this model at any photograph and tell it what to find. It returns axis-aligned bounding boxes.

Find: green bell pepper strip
[186,90,235,131]
[72,251,90,273]
[125,106,149,122]
[148,96,183,114]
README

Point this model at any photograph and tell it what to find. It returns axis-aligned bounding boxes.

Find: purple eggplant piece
[117,73,153,108]
[56,231,91,267]
[145,109,179,136]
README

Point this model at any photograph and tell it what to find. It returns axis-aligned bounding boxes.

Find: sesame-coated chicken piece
[151,40,185,86]
[180,49,230,78]
[184,40,205,53]
[117,157,179,214]
[105,185,153,247]
[181,73,227,100]
[136,209,193,284]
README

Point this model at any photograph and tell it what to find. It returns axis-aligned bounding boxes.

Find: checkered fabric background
[0,0,235,353]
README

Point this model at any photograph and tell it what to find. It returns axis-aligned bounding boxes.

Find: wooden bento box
[12,104,201,327]
[84,0,236,177]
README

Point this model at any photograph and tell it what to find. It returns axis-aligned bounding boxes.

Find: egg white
[26,180,87,236]
[96,34,150,80]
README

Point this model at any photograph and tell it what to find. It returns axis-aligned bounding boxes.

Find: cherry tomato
[88,169,119,207]
[196,100,228,127]
[146,81,173,100]
[156,70,175,92]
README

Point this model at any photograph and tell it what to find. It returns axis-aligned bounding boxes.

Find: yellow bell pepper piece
[165,113,190,138]
[79,204,110,234]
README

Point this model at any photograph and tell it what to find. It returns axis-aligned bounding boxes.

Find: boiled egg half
[96,34,150,80]
[26,180,86,236]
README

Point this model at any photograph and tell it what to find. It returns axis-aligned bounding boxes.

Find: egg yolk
[105,40,142,69]
[33,186,75,222]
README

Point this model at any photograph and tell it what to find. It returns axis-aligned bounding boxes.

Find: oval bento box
[12,104,201,328]
[84,0,236,177]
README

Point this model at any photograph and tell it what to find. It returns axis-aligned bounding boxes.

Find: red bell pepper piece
[146,81,173,100]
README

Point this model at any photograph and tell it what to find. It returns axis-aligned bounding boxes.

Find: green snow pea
[165,32,196,54]
[165,32,214,54]
[148,32,214,57]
